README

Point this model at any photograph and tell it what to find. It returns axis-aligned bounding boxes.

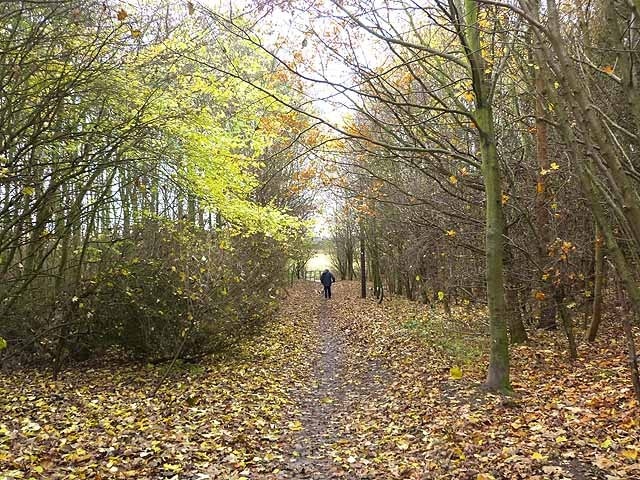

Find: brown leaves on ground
[319,284,640,479]
[0,285,319,480]
[1,281,639,479]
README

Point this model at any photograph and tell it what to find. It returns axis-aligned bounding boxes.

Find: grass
[402,306,488,365]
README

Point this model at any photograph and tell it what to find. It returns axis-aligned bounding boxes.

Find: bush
[1,218,287,366]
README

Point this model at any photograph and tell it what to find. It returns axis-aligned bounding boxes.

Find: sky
[200,0,377,126]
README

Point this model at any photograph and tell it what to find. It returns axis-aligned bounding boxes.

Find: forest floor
[1,281,640,480]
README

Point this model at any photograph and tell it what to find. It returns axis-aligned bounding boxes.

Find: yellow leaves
[289,184,301,194]
[292,167,316,186]
[501,194,510,205]
[553,81,560,89]
[540,163,559,176]
[449,175,458,185]
[396,440,410,450]
[555,435,568,444]
[344,118,364,138]
[397,71,415,89]
[162,463,182,472]
[462,91,475,102]
[438,291,445,301]
[600,437,614,449]
[21,420,41,433]
[371,179,385,191]
[22,186,35,196]
[534,291,546,301]
[117,8,128,21]
[287,420,304,431]
[305,128,320,146]
[477,474,496,480]
[5,281,640,479]
[510,419,523,429]
[355,202,376,217]
[269,68,290,85]
[131,29,142,39]
[2,283,317,478]
[561,241,573,254]
[445,229,456,237]
[601,65,615,74]
[67,447,92,464]
[0,337,6,351]
[477,11,491,30]
[536,181,544,194]
[452,447,466,460]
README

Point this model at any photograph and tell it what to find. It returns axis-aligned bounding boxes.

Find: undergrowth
[401,305,489,365]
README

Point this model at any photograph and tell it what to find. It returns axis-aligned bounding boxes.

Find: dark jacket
[320,270,336,286]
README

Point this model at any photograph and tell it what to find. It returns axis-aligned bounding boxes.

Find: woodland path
[281,283,391,479]
[2,282,638,480]
[253,282,638,480]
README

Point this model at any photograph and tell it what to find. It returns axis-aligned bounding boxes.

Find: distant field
[307,252,332,271]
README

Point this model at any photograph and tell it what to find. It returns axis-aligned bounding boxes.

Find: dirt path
[285,299,347,478]
[279,284,392,479]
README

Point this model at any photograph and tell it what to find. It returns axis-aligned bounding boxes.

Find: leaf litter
[1,282,639,479]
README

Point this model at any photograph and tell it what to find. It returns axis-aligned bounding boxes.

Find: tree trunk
[360,223,366,299]
[578,160,640,400]
[504,233,528,343]
[587,223,606,342]
[622,314,640,403]
[534,58,557,330]
[477,105,510,391]
[554,286,578,360]
[459,0,510,391]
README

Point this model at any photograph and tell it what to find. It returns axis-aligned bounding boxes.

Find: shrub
[1,217,287,366]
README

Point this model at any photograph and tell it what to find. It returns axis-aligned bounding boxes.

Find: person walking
[320,268,336,299]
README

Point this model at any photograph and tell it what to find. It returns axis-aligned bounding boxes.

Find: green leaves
[0,337,6,351]
[137,34,307,241]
